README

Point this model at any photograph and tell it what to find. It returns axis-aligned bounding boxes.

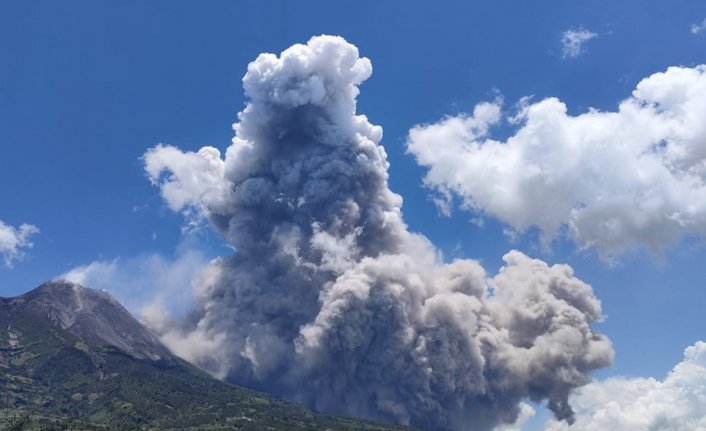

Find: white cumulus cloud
[560,28,598,59]
[544,341,706,431]
[0,219,39,268]
[144,144,227,225]
[408,64,706,262]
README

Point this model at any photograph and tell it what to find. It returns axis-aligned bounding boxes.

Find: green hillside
[0,284,414,431]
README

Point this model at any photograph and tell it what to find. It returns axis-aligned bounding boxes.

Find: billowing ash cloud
[144,35,612,430]
[545,341,706,431]
[408,65,706,262]
[0,218,39,268]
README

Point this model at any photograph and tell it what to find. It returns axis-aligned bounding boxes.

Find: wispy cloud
[59,235,211,330]
[561,27,598,59]
[691,18,706,34]
[0,219,39,268]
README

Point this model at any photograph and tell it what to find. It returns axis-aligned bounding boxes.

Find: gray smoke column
[143,35,613,430]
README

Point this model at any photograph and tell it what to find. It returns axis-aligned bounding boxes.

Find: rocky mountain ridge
[2,280,173,363]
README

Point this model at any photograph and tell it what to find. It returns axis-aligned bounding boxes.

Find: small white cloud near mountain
[0,218,38,268]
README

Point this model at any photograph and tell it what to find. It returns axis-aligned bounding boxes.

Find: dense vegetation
[0,299,414,431]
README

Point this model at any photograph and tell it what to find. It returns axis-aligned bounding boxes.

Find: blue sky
[2,1,706,429]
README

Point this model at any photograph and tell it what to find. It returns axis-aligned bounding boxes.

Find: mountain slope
[0,281,414,431]
[4,281,173,362]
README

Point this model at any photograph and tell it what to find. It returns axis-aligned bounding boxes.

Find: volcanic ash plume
[143,35,612,430]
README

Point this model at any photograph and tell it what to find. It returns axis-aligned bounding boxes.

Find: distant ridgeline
[0,281,415,431]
